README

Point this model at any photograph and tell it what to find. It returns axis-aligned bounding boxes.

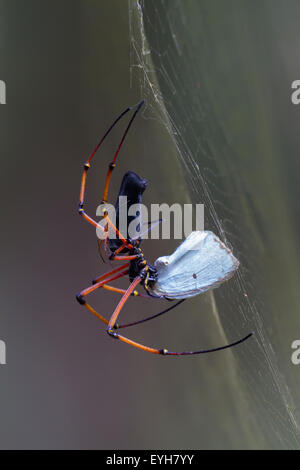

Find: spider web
[128,0,300,449]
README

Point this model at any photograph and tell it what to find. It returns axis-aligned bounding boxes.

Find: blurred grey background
[0,0,300,449]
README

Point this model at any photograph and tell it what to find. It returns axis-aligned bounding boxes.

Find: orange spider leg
[83,303,109,326]
[82,281,147,328]
[92,262,129,285]
[102,213,133,251]
[106,275,254,356]
[78,269,129,300]
[78,106,131,231]
[106,217,161,259]
[108,219,159,259]
[78,100,144,255]
[97,226,125,262]
[76,267,130,326]
[101,284,149,299]
[113,242,129,256]
[106,276,162,354]
[77,263,148,327]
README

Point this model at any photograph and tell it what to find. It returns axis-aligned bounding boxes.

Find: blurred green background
[0,0,300,449]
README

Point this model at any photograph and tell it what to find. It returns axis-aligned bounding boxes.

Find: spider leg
[76,266,130,326]
[81,281,148,327]
[132,218,163,241]
[78,106,131,230]
[91,263,147,298]
[113,242,130,256]
[97,230,114,263]
[91,262,129,285]
[161,332,254,355]
[97,239,106,263]
[106,276,162,354]
[102,213,133,251]
[112,255,139,261]
[101,284,149,299]
[76,263,148,328]
[78,99,144,232]
[111,218,163,256]
[115,299,186,329]
[102,99,144,203]
[77,267,129,303]
[106,276,254,355]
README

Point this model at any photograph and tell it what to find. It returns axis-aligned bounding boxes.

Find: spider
[76,99,253,356]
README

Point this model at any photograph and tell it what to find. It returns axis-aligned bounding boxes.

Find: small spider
[76,100,253,356]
